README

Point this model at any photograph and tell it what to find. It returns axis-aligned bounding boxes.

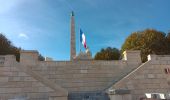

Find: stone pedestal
[75,51,92,60]
[20,50,39,66]
[123,50,142,69]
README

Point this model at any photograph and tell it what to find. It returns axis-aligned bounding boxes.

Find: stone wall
[109,94,132,100]
[1,50,169,100]
[0,50,143,100]
[110,55,170,100]
[32,60,127,92]
[0,55,68,100]
[21,50,141,92]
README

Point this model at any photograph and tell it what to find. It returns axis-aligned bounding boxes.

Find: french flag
[80,29,87,49]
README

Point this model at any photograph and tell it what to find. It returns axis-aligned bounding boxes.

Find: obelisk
[70,11,76,60]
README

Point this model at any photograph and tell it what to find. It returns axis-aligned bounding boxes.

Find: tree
[166,32,170,43]
[166,32,170,52]
[94,47,120,60]
[38,54,45,61]
[121,29,170,62]
[0,33,21,61]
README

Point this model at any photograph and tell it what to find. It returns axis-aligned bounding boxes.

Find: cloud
[18,33,29,39]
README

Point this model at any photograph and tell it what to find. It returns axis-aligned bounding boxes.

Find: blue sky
[0,0,170,60]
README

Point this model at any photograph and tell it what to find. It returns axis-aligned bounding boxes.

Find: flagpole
[79,28,81,52]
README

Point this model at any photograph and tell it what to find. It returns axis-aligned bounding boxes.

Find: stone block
[135,84,146,89]
[159,83,169,88]
[11,72,19,76]
[153,79,166,84]
[0,77,8,82]
[24,77,37,81]
[0,67,10,71]
[18,72,29,76]
[141,70,149,74]
[38,87,53,92]
[0,88,22,93]
[49,96,67,100]
[156,74,166,78]
[23,82,32,87]
[127,84,134,89]
[145,83,160,89]
[147,74,155,79]
[0,71,12,76]
[109,94,132,100]
[49,71,56,75]
[151,60,160,65]
[80,70,87,73]
[160,61,168,65]
[160,57,170,60]
[12,77,20,81]
[10,67,19,71]
[32,82,44,87]
[152,69,162,74]
[22,87,34,92]
[49,75,57,79]
[134,75,145,79]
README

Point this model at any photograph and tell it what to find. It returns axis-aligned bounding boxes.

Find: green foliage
[94,47,120,60]
[167,32,170,43]
[121,29,170,62]
[38,54,45,61]
[0,33,20,61]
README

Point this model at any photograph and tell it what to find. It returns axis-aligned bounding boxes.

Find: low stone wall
[22,50,141,92]
[0,55,68,100]
[18,50,142,93]
[109,94,132,100]
[110,55,170,100]
[0,50,142,100]
[32,60,129,91]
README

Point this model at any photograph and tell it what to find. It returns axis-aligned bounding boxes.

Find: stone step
[68,92,110,100]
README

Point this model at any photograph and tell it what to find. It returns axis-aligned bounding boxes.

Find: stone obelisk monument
[70,11,76,60]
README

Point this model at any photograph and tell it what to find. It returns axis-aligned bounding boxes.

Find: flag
[80,29,87,49]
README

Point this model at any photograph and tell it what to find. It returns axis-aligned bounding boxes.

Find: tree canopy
[0,33,20,61]
[94,47,120,60]
[121,29,170,62]
[0,33,44,61]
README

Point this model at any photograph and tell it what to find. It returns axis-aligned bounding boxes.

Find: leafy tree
[95,47,120,60]
[121,29,170,62]
[0,33,21,61]
[38,54,45,61]
[167,32,170,43]
[166,32,170,52]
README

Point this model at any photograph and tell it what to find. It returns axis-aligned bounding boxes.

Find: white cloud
[18,33,29,39]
